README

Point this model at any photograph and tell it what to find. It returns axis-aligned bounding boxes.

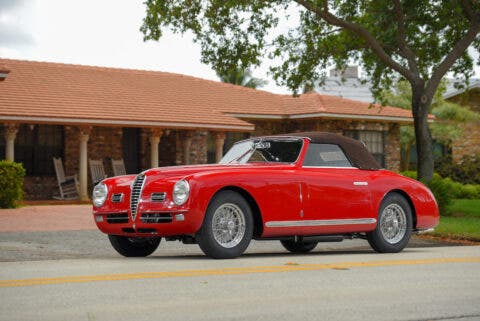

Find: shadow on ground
[0,229,468,262]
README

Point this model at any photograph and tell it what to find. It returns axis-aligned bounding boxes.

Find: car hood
[142,163,293,180]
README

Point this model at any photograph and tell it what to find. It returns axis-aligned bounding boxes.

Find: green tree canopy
[141,0,480,181]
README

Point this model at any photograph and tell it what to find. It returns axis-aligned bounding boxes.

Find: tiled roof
[283,93,415,121]
[0,58,414,131]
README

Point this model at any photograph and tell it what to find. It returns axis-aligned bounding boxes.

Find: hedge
[0,161,26,208]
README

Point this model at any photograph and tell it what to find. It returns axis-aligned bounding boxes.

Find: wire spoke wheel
[379,204,407,244]
[197,191,253,259]
[212,203,246,248]
[367,193,412,253]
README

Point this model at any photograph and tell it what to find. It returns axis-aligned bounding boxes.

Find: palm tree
[217,67,267,89]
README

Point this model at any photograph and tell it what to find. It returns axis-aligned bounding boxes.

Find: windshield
[219,138,303,164]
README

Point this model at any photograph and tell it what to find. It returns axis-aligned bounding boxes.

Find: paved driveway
[0,204,95,232]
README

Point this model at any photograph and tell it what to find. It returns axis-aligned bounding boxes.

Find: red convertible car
[92,132,439,259]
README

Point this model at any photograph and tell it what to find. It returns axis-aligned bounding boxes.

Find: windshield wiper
[229,144,255,164]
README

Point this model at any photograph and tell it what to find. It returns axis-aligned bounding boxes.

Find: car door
[299,143,375,232]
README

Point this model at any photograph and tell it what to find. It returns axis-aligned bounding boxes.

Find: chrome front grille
[141,213,173,223]
[130,174,145,221]
[106,213,129,224]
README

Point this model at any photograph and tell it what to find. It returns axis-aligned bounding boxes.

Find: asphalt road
[1,230,480,321]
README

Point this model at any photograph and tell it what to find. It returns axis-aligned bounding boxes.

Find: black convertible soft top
[280,132,382,170]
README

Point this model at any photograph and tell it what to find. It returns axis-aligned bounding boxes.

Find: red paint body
[93,138,439,239]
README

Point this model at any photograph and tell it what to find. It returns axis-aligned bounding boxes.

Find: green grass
[428,199,480,242]
[447,199,480,217]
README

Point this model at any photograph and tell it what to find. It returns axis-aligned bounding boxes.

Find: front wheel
[280,239,318,253]
[367,193,412,253]
[108,235,161,257]
[197,191,253,259]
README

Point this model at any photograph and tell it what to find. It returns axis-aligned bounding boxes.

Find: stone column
[4,123,19,161]
[214,132,226,163]
[183,131,194,165]
[79,126,92,201]
[149,128,163,168]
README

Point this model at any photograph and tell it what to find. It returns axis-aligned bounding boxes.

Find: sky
[0,0,479,96]
[0,0,290,94]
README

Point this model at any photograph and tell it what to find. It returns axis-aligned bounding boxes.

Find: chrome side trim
[265,218,377,228]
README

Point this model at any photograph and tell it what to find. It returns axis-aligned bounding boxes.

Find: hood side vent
[151,192,166,202]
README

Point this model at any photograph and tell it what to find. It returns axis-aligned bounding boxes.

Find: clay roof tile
[0,58,417,130]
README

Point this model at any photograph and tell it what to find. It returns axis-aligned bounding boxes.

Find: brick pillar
[149,128,163,168]
[214,132,226,163]
[79,126,92,201]
[4,123,19,161]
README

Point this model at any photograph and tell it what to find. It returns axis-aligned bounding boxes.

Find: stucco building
[0,59,415,200]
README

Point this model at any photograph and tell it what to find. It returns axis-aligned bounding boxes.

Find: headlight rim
[173,179,190,206]
[92,182,108,208]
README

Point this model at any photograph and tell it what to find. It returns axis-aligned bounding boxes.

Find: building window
[14,124,64,176]
[207,132,250,163]
[345,130,385,167]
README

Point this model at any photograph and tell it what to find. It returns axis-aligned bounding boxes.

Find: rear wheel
[367,193,412,253]
[108,235,161,257]
[197,191,253,259]
[280,239,318,253]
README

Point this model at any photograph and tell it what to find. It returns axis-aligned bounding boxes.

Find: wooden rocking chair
[52,157,79,200]
[111,158,126,176]
[89,159,107,186]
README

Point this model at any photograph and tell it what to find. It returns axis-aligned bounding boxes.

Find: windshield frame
[219,137,305,165]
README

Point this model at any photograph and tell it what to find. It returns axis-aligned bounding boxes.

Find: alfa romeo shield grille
[130,174,145,221]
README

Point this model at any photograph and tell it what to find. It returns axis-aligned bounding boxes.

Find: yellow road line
[1,257,479,288]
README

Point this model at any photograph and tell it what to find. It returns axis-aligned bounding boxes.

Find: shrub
[458,184,480,199]
[0,161,26,208]
[443,178,462,198]
[425,173,453,216]
[400,171,417,180]
[436,154,480,185]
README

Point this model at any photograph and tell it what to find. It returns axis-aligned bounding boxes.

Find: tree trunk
[400,143,411,172]
[411,87,434,182]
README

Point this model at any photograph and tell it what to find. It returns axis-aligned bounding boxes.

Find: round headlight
[92,183,108,207]
[173,179,190,205]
